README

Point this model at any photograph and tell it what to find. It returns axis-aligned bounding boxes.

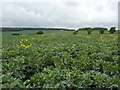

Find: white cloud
[1,0,119,29]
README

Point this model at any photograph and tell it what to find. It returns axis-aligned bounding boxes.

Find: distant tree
[12,33,21,35]
[99,28,107,34]
[87,28,92,35]
[99,29,105,34]
[36,31,44,34]
[79,28,91,31]
[109,27,116,34]
[73,30,79,35]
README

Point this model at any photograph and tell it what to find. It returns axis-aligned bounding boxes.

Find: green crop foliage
[1,30,119,88]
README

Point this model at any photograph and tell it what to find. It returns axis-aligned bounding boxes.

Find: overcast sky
[0,0,119,29]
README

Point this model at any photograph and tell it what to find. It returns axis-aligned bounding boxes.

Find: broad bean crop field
[1,30,120,88]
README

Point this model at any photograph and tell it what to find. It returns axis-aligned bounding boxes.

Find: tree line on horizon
[1,27,118,34]
[73,27,117,35]
[1,27,74,32]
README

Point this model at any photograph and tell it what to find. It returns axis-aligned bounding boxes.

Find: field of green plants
[1,30,120,88]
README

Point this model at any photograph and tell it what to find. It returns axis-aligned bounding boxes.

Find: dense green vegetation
[1,30,119,88]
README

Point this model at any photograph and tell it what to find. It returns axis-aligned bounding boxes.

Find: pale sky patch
[0,0,119,29]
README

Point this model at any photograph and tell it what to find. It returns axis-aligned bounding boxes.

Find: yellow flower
[19,39,32,48]
[20,41,22,43]
[25,46,29,48]
[20,44,25,46]
[86,36,90,38]
[26,39,28,41]
[21,39,23,41]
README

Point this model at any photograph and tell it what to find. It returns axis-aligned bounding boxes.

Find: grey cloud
[64,2,80,7]
[1,0,118,29]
